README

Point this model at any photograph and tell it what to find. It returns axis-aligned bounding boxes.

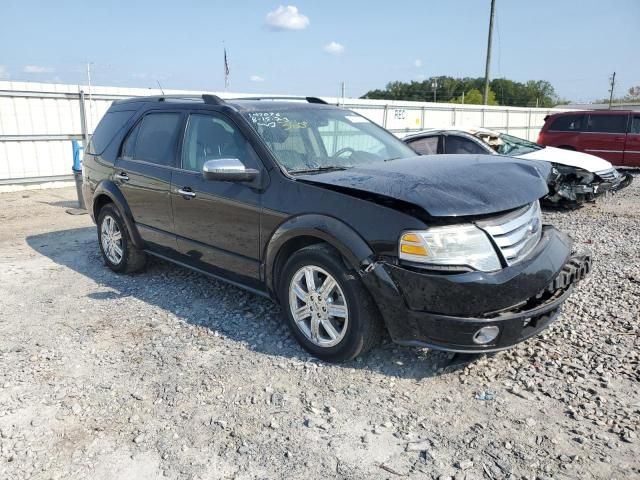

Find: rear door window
[87,110,136,154]
[126,112,182,166]
[444,136,487,154]
[549,114,584,132]
[408,136,439,155]
[588,114,628,134]
[630,115,640,134]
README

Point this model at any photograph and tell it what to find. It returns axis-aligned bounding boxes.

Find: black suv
[82,94,591,362]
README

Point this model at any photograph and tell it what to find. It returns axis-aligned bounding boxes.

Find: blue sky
[1,0,638,103]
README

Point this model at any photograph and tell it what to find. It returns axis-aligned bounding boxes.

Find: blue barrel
[71,140,85,209]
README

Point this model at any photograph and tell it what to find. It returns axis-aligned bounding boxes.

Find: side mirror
[202,158,259,182]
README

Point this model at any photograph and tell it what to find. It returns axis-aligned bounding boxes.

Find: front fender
[93,180,144,249]
[264,214,375,294]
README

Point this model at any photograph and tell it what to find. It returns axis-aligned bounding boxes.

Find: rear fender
[93,180,144,249]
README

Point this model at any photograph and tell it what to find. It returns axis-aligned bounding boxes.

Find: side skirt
[143,249,272,300]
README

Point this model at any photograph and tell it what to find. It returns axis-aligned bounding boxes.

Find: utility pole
[608,72,616,109]
[341,81,346,106]
[431,78,438,102]
[483,0,496,105]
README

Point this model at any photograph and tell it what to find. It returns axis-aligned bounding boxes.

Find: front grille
[595,168,620,183]
[477,202,542,266]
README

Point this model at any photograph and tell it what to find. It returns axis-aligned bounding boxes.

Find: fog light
[473,326,500,345]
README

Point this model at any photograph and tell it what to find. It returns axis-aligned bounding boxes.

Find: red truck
[538,110,640,167]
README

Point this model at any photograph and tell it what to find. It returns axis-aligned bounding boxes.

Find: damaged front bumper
[546,167,633,204]
[609,171,634,191]
[361,227,591,353]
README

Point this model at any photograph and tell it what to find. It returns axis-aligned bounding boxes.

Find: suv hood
[297,154,549,217]
[518,146,612,172]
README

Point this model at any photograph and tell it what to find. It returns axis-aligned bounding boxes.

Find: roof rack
[113,95,201,105]
[155,95,203,102]
[226,96,328,105]
[116,94,328,106]
[202,94,225,105]
[154,93,225,106]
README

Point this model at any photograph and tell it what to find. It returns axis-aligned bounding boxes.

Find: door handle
[114,172,129,182]
[178,187,196,199]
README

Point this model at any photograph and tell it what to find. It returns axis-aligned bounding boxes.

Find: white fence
[0,80,566,188]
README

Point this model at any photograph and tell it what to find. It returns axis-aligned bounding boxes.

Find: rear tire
[97,204,146,273]
[279,244,383,362]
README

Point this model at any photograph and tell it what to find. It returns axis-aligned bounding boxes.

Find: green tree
[362,76,561,107]
[451,88,498,105]
[626,86,640,100]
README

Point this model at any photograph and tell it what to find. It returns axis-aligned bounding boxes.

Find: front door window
[182,114,260,172]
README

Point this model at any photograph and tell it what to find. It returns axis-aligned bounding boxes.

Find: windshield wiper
[289,165,348,175]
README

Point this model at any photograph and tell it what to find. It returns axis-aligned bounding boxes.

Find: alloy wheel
[288,265,349,348]
[100,215,123,265]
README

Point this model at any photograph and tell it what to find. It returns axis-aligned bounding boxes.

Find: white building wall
[0,80,566,187]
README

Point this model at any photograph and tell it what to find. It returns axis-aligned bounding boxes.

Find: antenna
[86,62,94,133]
[156,80,165,95]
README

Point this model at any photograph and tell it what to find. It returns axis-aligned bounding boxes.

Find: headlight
[399,225,501,272]
[551,163,594,184]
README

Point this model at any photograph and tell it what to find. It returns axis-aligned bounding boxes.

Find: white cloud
[323,41,345,55]
[250,75,265,82]
[0,65,9,79]
[265,5,309,30]
[24,65,54,74]
[414,59,422,68]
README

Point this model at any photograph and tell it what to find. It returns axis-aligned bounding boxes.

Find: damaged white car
[403,127,633,205]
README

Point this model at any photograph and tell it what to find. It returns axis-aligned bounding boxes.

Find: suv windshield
[241,106,417,173]
[474,131,543,156]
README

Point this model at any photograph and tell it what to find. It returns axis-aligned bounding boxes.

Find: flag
[224,48,230,88]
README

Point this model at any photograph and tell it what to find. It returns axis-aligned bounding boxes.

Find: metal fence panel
[0,80,567,185]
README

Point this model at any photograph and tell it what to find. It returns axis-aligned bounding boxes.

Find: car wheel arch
[93,180,144,249]
[264,214,375,298]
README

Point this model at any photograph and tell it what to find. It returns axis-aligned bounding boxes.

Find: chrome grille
[477,202,542,266]
[595,168,620,183]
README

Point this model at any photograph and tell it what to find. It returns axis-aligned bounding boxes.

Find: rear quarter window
[408,136,439,155]
[445,136,487,155]
[548,114,584,132]
[130,112,182,166]
[587,114,628,134]
[87,110,136,155]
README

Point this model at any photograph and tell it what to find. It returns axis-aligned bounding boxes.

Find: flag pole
[223,41,229,91]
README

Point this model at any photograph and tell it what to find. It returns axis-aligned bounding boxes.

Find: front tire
[97,204,146,273]
[279,244,383,362]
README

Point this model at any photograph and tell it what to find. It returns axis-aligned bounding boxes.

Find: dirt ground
[0,183,638,480]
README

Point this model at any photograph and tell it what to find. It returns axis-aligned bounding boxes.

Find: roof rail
[156,95,202,102]
[202,94,226,105]
[306,97,329,104]
[226,96,328,105]
[151,94,226,105]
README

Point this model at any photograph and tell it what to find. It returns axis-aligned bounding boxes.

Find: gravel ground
[0,178,638,480]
